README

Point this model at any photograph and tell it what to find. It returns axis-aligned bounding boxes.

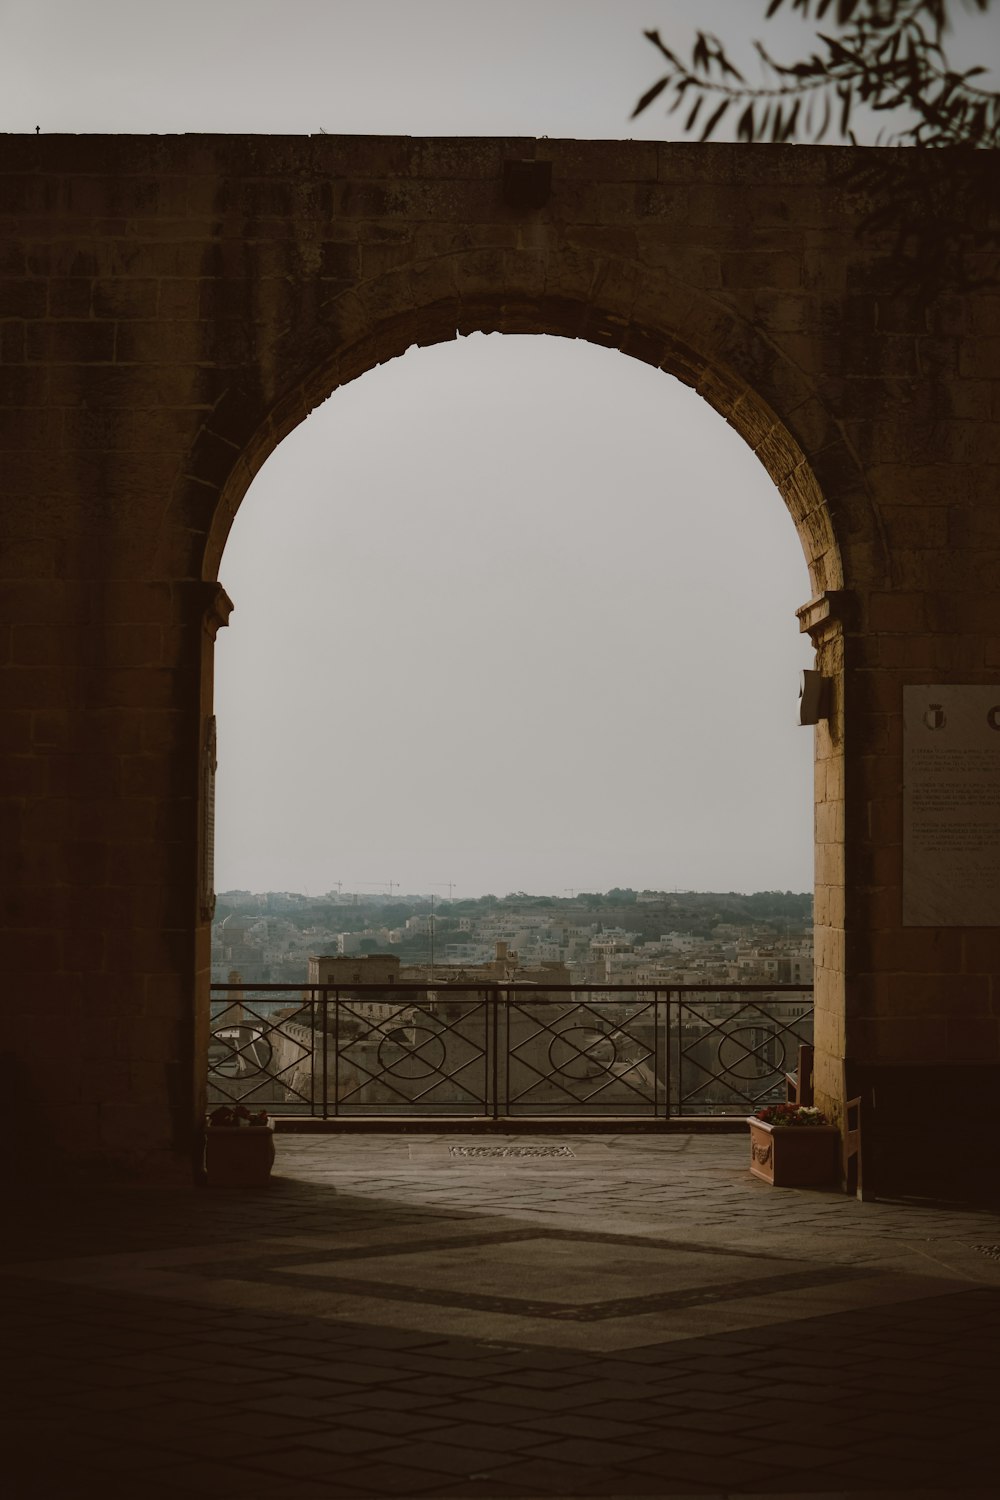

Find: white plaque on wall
[903,686,1000,926]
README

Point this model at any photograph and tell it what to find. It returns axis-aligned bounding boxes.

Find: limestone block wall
[0,134,996,1184]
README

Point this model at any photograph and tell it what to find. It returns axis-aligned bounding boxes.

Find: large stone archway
[1,135,996,1186]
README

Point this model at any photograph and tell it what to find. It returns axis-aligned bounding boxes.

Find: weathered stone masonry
[1,134,997,1185]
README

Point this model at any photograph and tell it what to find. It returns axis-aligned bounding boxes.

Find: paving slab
[3,1132,998,1498]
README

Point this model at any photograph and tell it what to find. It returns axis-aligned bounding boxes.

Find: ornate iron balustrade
[208,982,813,1119]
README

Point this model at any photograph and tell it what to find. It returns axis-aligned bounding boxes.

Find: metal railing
[208,982,814,1120]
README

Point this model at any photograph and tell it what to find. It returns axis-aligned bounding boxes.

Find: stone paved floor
[3,1132,999,1499]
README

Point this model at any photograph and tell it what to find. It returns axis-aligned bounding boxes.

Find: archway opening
[215,333,814,900]
[207,331,823,1123]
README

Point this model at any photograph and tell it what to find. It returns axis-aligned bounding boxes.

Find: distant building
[308,953,401,987]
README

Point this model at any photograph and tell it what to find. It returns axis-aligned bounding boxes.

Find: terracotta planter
[205,1125,275,1186]
[748,1117,839,1187]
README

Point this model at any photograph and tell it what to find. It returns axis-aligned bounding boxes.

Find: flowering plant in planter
[205,1104,275,1186]
[748,1103,838,1186]
[752,1103,829,1128]
[208,1104,269,1128]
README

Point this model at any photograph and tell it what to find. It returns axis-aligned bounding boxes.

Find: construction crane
[424,883,455,977]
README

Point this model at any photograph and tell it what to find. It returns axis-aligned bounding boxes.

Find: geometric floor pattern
[3,1133,998,1498]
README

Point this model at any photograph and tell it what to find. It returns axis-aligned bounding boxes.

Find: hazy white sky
[6,1,996,898]
[218,336,814,897]
[5,0,995,139]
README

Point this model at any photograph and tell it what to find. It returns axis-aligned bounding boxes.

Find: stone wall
[1,134,996,1184]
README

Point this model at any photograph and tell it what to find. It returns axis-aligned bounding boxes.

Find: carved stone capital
[201,582,234,640]
[796,590,852,643]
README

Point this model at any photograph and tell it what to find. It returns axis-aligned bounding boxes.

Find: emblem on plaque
[923,703,946,730]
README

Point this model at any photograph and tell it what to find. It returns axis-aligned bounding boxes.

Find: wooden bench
[784,1049,866,1196]
[784,1042,814,1106]
[843,1089,864,1197]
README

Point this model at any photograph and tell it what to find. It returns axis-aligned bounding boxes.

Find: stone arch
[192,256,886,595]
[5,132,995,1188]
[6,131,998,1191]
[187,255,881,1147]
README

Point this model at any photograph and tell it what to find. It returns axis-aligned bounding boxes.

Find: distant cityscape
[212,887,813,990]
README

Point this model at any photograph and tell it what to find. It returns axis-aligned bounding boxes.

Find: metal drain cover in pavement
[448,1144,576,1160]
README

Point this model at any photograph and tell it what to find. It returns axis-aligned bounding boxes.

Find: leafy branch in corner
[632,0,999,293]
[634,0,998,149]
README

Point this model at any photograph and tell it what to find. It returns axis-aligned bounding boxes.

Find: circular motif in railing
[548,1026,617,1081]
[209,1025,272,1078]
[717,1027,784,1081]
[377,1025,446,1080]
